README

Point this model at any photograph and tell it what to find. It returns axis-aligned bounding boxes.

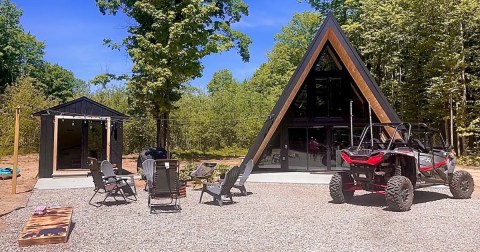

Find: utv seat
[411,138,427,153]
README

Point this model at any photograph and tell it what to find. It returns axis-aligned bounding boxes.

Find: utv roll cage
[355,122,447,153]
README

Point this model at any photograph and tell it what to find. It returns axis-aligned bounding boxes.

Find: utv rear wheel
[385,176,414,212]
[449,170,474,199]
[329,172,354,203]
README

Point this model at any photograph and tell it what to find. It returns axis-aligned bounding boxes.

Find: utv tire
[449,170,474,199]
[329,172,354,203]
[385,176,414,212]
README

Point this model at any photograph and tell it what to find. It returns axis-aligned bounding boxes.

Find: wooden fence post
[12,107,20,194]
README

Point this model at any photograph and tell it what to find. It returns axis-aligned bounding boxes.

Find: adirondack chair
[148,159,181,212]
[199,166,241,206]
[233,159,253,196]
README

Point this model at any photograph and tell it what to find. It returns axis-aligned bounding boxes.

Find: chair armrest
[203,181,220,187]
[104,176,129,184]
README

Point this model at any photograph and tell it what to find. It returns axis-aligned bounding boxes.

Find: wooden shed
[33,97,127,178]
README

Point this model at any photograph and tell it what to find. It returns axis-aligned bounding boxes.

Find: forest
[1,0,480,165]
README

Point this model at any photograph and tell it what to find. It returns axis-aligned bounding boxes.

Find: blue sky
[12,0,313,91]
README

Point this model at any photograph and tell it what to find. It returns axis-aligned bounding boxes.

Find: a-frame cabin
[242,14,401,172]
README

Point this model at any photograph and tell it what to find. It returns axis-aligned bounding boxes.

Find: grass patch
[171,147,247,161]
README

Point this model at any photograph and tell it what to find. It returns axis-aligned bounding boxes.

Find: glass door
[307,127,328,171]
[287,128,308,170]
[331,127,351,171]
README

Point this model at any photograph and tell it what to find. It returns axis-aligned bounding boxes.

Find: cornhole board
[18,207,73,247]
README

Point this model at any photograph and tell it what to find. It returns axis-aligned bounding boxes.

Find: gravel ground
[1,183,480,252]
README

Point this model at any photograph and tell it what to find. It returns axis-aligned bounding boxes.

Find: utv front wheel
[329,172,354,203]
[449,170,474,199]
[385,176,414,212]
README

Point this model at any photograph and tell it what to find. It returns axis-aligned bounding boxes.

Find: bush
[213,163,232,179]
[457,155,480,167]
[179,162,196,181]
[0,77,58,156]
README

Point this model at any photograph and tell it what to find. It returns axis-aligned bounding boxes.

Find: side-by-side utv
[330,123,475,211]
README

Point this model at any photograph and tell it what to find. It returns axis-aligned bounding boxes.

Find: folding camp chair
[190,162,217,189]
[148,159,181,213]
[100,160,137,200]
[88,158,130,206]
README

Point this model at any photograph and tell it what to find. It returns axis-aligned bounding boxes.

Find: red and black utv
[330,123,474,211]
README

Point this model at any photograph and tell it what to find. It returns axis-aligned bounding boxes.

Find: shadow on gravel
[67,222,76,241]
[412,190,449,204]
[330,190,450,209]
[95,200,132,207]
[150,205,182,214]
[231,192,253,197]
[344,194,386,208]
[202,200,238,206]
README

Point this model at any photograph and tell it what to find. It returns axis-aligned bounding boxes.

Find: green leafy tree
[303,0,362,43]
[0,77,57,155]
[308,0,480,153]
[248,11,322,101]
[30,62,86,102]
[0,0,44,93]
[96,0,252,149]
[207,69,237,94]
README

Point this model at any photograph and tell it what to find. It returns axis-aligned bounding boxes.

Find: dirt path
[0,153,39,231]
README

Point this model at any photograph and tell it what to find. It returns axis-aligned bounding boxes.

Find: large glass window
[292,84,308,118]
[258,132,281,169]
[288,128,308,170]
[312,78,349,117]
[307,127,327,170]
[313,79,328,117]
[290,44,366,120]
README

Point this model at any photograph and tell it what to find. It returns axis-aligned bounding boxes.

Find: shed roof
[33,96,127,119]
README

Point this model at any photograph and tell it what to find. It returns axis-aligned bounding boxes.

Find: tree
[0,0,44,93]
[248,11,322,100]
[30,62,86,102]
[0,77,57,155]
[96,0,252,149]
[307,0,480,154]
[207,69,237,94]
[303,0,362,44]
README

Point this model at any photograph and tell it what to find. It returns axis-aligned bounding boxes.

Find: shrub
[457,155,480,167]
[213,163,232,179]
[179,162,196,181]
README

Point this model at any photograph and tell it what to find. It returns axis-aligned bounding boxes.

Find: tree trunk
[156,112,169,150]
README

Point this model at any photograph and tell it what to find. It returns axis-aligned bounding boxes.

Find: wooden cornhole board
[18,207,73,247]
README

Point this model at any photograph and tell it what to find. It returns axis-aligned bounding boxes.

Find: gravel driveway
[1,183,479,252]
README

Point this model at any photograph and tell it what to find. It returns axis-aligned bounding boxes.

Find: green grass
[171,147,247,161]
